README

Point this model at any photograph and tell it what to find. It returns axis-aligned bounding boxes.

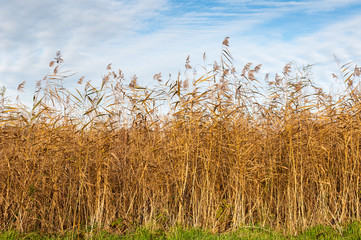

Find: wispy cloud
[0,0,360,104]
[0,0,167,97]
[219,0,360,12]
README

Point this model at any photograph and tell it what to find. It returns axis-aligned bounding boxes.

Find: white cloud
[0,0,360,105]
[0,0,168,103]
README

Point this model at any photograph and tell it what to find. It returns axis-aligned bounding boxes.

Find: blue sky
[1,0,361,104]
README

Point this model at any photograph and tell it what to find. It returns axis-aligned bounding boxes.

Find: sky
[1,0,361,105]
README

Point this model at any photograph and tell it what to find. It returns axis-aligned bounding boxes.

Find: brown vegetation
[1,38,361,234]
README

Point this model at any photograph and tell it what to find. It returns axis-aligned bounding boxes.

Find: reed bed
[1,38,361,234]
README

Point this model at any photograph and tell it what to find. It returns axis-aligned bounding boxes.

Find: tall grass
[1,38,361,234]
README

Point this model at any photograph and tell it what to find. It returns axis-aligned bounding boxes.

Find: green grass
[1,222,361,239]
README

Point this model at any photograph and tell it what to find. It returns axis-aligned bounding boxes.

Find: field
[1,38,361,237]
[1,222,361,239]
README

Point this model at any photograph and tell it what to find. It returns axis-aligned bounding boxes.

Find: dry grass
[1,38,361,234]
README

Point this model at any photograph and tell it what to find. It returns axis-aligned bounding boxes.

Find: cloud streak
[0,0,360,104]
